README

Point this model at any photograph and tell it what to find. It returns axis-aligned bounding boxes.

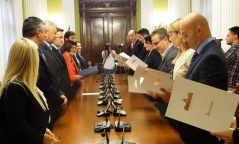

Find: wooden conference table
[52,74,183,144]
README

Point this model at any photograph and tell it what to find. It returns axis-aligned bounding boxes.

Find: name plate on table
[166,77,239,132]
[128,76,147,94]
[78,66,98,77]
[125,55,148,71]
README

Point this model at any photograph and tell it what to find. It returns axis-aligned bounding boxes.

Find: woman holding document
[147,18,194,102]
[62,40,83,99]
[167,18,195,80]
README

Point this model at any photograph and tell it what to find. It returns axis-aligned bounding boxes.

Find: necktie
[189,52,198,68]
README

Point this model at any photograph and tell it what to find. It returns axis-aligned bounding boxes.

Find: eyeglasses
[152,39,163,46]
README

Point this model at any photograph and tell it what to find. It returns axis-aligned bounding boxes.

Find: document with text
[166,77,239,132]
[125,55,148,71]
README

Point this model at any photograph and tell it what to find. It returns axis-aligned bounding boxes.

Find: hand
[230,116,237,129]
[147,90,158,99]
[75,75,83,82]
[157,88,171,103]
[43,132,54,144]
[60,95,68,112]
[45,128,55,139]
[211,128,234,144]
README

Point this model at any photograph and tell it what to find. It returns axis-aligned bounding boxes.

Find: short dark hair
[151,27,169,40]
[144,35,152,44]
[22,16,44,38]
[229,26,239,39]
[138,28,149,36]
[64,31,76,39]
[63,40,77,52]
[57,27,64,32]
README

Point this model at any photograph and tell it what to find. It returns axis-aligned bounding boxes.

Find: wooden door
[79,0,136,64]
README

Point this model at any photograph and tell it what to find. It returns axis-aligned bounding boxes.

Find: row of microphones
[97,100,126,117]
[95,74,134,144]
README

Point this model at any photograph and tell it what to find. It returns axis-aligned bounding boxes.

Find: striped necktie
[189,52,198,68]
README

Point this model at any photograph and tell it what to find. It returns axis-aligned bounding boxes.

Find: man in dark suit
[151,27,178,114]
[138,28,150,60]
[128,30,144,59]
[51,27,71,101]
[127,30,144,75]
[157,13,228,144]
[38,20,68,129]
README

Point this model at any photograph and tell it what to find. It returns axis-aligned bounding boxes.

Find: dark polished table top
[52,74,182,144]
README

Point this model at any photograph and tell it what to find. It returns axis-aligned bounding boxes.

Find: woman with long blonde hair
[0,40,55,144]
[167,18,195,80]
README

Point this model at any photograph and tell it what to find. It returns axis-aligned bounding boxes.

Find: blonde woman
[0,40,55,144]
[167,18,195,80]
[147,18,195,104]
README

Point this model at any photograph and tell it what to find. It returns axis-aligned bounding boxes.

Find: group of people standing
[0,17,89,144]
[104,13,239,144]
[0,12,239,144]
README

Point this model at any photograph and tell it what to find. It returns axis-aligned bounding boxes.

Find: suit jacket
[0,81,49,144]
[38,43,65,128]
[178,40,228,144]
[158,45,178,74]
[144,49,162,70]
[139,47,148,60]
[51,45,71,100]
[157,45,178,115]
[76,53,88,69]
[132,39,144,59]
[63,53,79,86]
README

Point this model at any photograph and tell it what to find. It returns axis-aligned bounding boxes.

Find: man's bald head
[180,13,212,50]
[128,30,138,43]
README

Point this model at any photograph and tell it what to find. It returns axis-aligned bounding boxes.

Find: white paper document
[128,76,147,94]
[166,77,239,132]
[125,55,148,71]
[115,54,127,67]
[141,72,174,94]
[134,66,172,79]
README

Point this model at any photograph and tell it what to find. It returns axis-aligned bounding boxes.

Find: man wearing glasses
[151,27,178,115]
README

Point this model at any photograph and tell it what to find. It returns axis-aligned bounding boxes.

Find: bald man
[128,30,144,59]
[176,13,228,144]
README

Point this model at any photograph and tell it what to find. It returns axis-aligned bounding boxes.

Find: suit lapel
[185,40,216,78]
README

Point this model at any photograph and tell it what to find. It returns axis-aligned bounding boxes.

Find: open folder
[128,76,147,94]
[78,66,98,77]
[125,55,148,71]
[133,66,173,94]
[166,77,239,132]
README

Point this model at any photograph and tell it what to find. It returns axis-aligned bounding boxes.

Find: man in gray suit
[151,27,178,114]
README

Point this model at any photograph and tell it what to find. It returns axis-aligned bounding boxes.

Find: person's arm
[102,50,107,59]
[109,49,116,57]
[37,56,64,106]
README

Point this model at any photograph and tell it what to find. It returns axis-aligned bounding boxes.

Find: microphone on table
[94,116,111,132]
[114,106,131,132]
[111,100,126,116]
[97,100,112,117]
[97,128,110,144]
[111,87,121,99]
[116,125,136,144]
